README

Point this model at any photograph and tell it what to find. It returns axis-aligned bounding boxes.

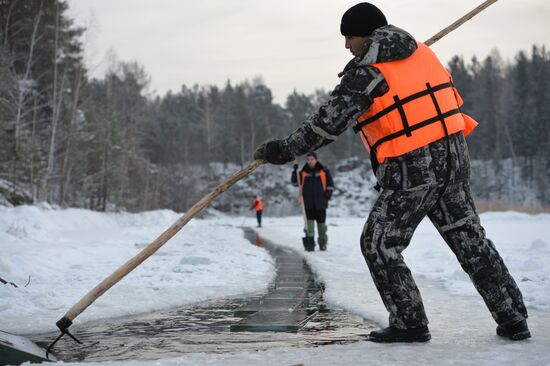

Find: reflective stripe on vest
[301,169,327,192]
[353,42,478,164]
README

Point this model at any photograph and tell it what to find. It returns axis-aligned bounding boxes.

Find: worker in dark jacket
[291,152,334,250]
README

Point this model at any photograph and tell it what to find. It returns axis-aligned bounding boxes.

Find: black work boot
[302,236,315,251]
[496,320,531,341]
[369,326,431,343]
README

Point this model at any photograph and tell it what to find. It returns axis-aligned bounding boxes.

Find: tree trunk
[60,65,83,205]
[44,68,66,199]
[142,162,150,211]
[240,134,245,167]
[42,2,61,200]
[204,99,212,163]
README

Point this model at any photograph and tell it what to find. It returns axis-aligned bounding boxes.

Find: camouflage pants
[360,133,528,329]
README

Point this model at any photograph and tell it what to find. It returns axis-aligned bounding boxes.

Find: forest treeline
[0,1,548,211]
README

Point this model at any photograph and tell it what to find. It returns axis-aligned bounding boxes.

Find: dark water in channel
[33,229,374,362]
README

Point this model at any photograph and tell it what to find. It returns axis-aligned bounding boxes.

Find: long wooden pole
[424,0,498,46]
[58,159,264,326]
[294,162,309,234]
[56,0,499,331]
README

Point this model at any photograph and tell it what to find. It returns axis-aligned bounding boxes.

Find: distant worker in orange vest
[291,152,334,251]
[250,195,263,227]
[254,3,529,343]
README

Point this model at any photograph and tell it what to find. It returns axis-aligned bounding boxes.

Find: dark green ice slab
[275,277,308,285]
[233,297,304,316]
[263,289,306,299]
[236,228,324,333]
[273,284,322,291]
[230,310,318,333]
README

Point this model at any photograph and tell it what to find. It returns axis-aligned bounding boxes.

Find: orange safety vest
[253,198,263,211]
[353,42,478,165]
[301,169,327,192]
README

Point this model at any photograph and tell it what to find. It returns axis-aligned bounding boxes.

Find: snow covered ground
[1,205,549,365]
[257,214,550,363]
[0,205,274,334]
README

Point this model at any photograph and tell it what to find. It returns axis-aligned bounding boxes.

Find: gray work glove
[253,139,293,165]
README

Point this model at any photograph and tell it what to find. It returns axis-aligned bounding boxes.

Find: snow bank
[0,205,274,333]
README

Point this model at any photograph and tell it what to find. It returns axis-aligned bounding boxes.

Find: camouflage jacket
[279,25,418,160]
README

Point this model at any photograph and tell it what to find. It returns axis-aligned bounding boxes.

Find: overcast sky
[66,0,550,104]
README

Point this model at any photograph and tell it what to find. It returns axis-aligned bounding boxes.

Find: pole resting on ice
[48,159,265,354]
[46,317,81,358]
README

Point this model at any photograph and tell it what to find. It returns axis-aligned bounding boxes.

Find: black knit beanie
[306,151,317,159]
[340,3,388,37]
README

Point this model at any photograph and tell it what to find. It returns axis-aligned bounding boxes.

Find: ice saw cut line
[46,0,499,357]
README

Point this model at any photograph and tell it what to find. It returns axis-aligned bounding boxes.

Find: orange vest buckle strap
[352,42,478,169]
[352,81,456,132]
[362,81,462,154]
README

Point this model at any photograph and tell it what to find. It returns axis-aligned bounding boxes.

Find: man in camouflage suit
[254,3,530,342]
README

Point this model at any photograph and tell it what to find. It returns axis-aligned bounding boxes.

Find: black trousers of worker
[305,209,326,223]
[256,210,262,227]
